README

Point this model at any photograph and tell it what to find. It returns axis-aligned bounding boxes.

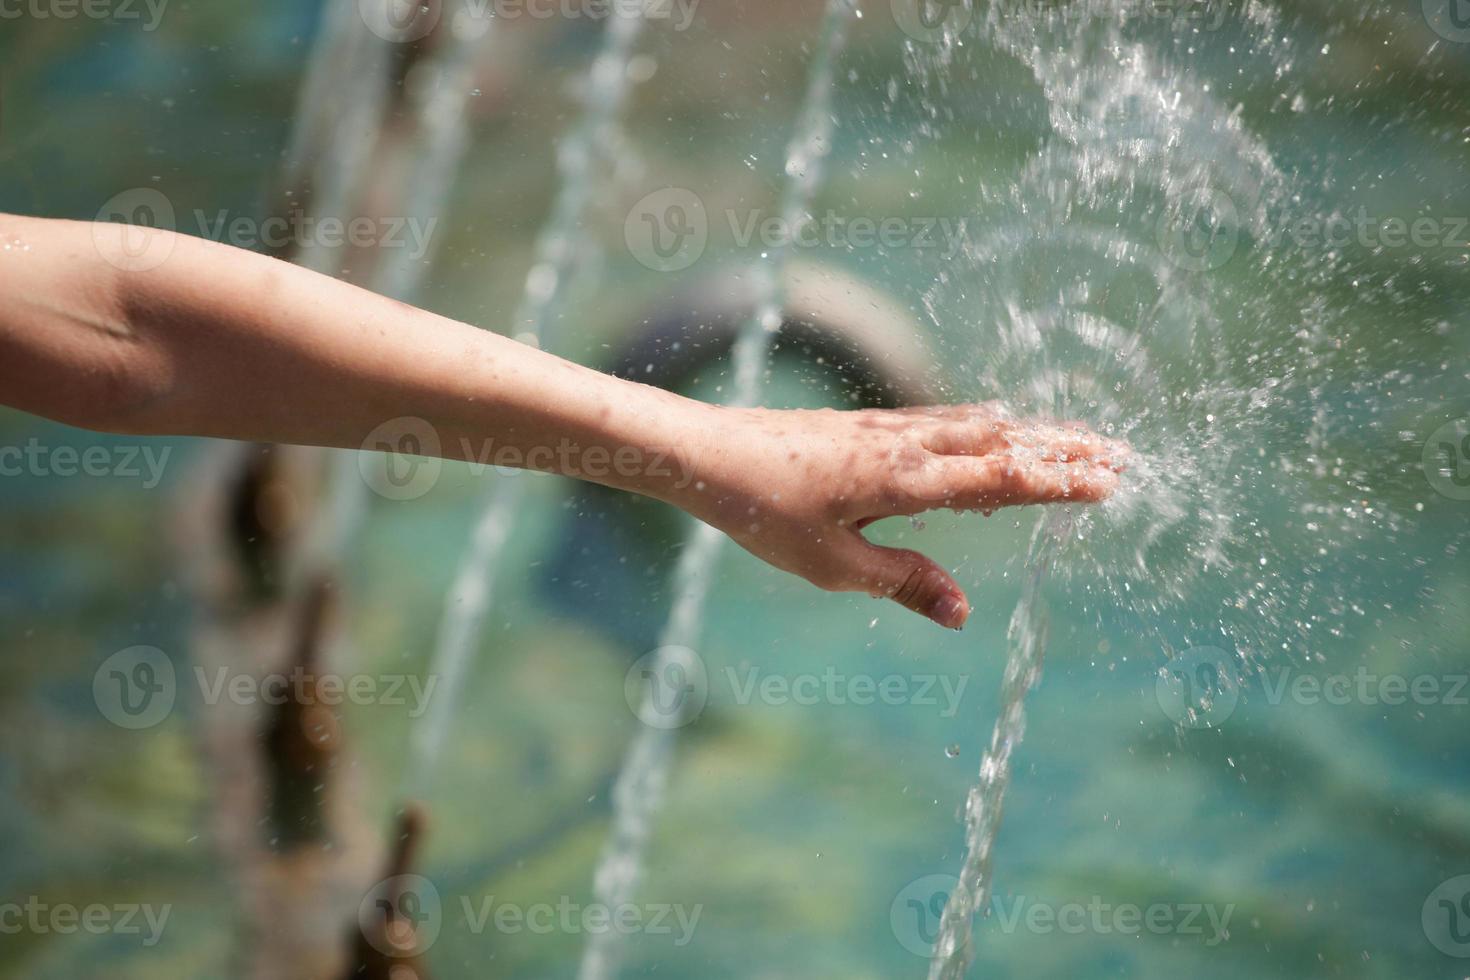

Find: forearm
[0,213,1125,628]
[0,213,712,502]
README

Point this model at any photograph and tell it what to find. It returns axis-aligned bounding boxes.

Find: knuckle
[894,456,947,502]
[890,563,930,608]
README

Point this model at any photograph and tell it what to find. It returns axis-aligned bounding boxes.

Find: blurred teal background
[1,1,1469,978]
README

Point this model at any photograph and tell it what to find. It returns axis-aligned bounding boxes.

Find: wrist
[540,372,725,506]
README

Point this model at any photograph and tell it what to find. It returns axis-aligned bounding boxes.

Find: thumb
[840,535,970,630]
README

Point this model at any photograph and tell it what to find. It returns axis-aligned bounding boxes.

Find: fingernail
[931,594,968,630]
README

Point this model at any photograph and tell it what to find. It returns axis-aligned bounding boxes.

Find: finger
[927,419,1128,467]
[892,401,1007,420]
[920,418,1012,457]
[833,534,970,629]
[921,458,1120,510]
[1002,423,1131,467]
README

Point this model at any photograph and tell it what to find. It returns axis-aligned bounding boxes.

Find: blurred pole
[174,3,489,978]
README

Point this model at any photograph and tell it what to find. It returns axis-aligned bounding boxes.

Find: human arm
[0,213,1124,628]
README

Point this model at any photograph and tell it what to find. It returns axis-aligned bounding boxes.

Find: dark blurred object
[343,805,433,980]
[265,576,343,848]
[228,443,308,601]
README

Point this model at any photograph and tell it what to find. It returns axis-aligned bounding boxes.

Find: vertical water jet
[576,4,857,978]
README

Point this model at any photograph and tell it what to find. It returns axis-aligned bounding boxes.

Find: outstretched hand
[0,216,1126,633]
[674,404,1128,630]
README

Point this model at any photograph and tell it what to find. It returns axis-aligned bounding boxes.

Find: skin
[0,213,1127,629]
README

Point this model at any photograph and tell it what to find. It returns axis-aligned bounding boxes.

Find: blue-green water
[1,2,1468,978]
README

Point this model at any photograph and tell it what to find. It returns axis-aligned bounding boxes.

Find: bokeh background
[1,1,1469,978]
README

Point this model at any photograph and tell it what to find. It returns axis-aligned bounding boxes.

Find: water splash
[908,1,1352,653]
[928,509,1064,979]
[278,4,394,279]
[576,5,856,978]
[404,9,649,797]
[915,3,1313,972]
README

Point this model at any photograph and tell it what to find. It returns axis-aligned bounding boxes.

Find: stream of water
[313,15,489,576]
[574,4,857,978]
[928,509,1064,978]
[911,3,1313,973]
[404,8,649,796]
